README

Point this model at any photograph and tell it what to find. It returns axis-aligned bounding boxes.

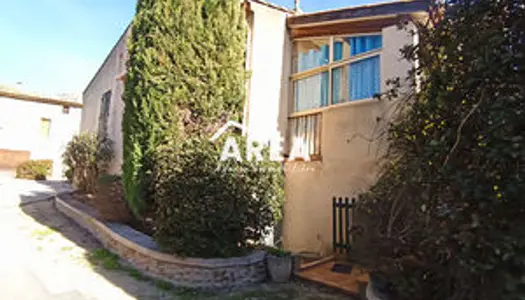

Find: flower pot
[267,254,293,283]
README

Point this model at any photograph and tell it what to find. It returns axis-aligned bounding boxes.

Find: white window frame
[290,32,383,117]
[287,32,383,160]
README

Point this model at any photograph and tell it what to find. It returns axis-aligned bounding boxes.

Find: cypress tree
[122,0,247,217]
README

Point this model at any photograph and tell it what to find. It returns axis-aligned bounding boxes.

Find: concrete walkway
[0,178,74,207]
[0,179,172,300]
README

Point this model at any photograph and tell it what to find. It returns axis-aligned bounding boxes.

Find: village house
[80,0,429,257]
[0,86,82,179]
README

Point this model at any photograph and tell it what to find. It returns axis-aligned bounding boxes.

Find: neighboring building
[80,0,428,256]
[0,87,82,178]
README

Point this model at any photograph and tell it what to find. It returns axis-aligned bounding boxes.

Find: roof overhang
[0,90,82,108]
[287,0,429,39]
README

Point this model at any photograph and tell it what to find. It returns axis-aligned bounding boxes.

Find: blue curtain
[298,44,330,72]
[332,68,341,104]
[294,71,329,112]
[321,71,329,107]
[333,41,343,61]
[350,55,380,100]
[350,35,382,56]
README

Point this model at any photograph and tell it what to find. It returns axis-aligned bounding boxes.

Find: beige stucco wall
[0,97,81,178]
[282,23,417,255]
[81,27,130,174]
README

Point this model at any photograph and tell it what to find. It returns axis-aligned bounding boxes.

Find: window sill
[289,97,379,118]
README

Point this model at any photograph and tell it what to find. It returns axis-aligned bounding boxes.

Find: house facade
[0,87,82,178]
[80,0,428,256]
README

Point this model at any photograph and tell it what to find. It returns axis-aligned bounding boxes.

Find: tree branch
[443,90,485,166]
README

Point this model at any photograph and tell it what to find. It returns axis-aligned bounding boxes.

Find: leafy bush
[124,0,283,258]
[351,1,525,299]
[16,160,52,180]
[153,137,284,258]
[265,246,291,257]
[62,133,113,193]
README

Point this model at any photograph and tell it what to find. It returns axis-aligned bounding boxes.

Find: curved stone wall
[55,196,267,289]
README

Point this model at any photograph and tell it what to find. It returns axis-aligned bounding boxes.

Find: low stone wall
[55,196,267,289]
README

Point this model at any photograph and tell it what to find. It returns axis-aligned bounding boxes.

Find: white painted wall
[0,97,81,178]
[81,27,130,174]
[245,1,291,146]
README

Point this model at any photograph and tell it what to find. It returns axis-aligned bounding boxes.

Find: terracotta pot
[267,254,293,283]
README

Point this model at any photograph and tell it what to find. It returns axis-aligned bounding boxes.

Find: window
[292,34,382,112]
[288,34,382,160]
[40,118,51,138]
[98,90,111,137]
[294,38,330,73]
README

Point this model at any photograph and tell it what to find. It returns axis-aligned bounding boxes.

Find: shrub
[153,137,284,258]
[122,0,247,217]
[16,160,52,180]
[351,1,525,299]
[62,133,113,193]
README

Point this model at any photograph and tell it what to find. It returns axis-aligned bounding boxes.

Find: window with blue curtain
[350,35,382,56]
[294,35,381,112]
[350,55,380,100]
[333,35,382,62]
[330,35,382,102]
[297,41,330,73]
[294,71,329,112]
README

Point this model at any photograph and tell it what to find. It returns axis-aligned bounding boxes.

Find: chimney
[294,0,302,13]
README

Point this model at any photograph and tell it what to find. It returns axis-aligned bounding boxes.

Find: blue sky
[0,0,386,96]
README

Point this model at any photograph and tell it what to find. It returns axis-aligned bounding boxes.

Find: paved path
[0,180,173,300]
[0,179,74,207]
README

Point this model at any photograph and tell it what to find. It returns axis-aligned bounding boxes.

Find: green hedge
[16,160,53,180]
[153,137,283,258]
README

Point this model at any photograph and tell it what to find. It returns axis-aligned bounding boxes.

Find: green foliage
[88,248,121,270]
[122,0,247,217]
[265,246,292,257]
[124,0,283,258]
[351,1,525,299]
[16,160,52,180]
[62,133,113,193]
[153,137,284,258]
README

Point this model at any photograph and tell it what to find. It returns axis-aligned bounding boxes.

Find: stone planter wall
[55,196,267,289]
